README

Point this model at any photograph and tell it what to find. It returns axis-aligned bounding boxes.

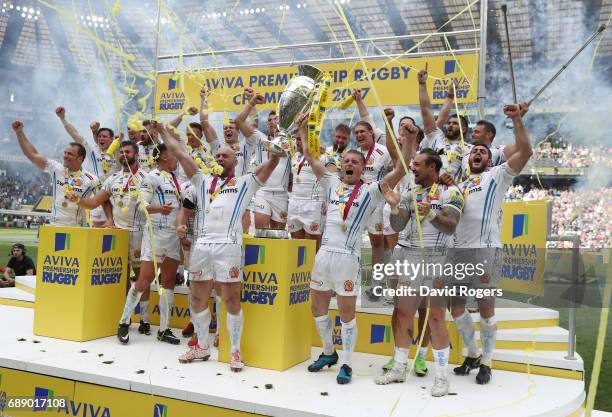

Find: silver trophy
[261,64,324,156]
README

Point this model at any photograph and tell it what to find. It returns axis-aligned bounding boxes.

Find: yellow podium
[219,237,315,371]
[34,226,129,341]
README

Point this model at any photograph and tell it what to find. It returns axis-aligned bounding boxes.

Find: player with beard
[116,141,182,345]
[375,148,464,397]
[325,123,351,169]
[12,120,99,227]
[418,64,469,185]
[235,88,291,230]
[451,104,533,384]
[55,106,118,226]
[158,123,279,372]
[71,141,150,332]
[458,103,529,181]
[138,120,163,173]
[301,115,414,385]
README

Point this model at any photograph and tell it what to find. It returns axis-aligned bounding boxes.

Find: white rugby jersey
[319,173,384,256]
[101,168,147,231]
[140,168,183,230]
[82,141,119,183]
[190,172,263,245]
[45,159,99,227]
[398,182,464,249]
[290,153,324,200]
[460,143,507,181]
[419,128,467,183]
[137,143,160,173]
[355,142,393,184]
[251,129,290,193]
[454,163,517,248]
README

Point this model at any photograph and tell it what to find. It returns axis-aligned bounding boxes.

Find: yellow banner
[500,200,549,297]
[155,54,478,113]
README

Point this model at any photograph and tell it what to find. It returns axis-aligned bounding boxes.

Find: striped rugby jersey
[139,168,183,230]
[190,172,263,245]
[45,159,99,227]
[102,168,147,231]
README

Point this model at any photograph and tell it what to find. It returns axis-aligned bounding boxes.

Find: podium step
[15,275,36,295]
[0,286,35,308]
[463,347,584,380]
[475,326,569,351]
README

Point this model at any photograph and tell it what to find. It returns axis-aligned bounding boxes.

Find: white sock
[314,315,334,355]
[120,284,143,324]
[417,346,428,360]
[480,316,497,366]
[159,289,174,331]
[341,318,357,367]
[192,308,211,348]
[432,346,450,378]
[227,310,244,353]
[455,310,480,358]
[394,347,409,366]
[215,295,222,336]
[139,301,149,323]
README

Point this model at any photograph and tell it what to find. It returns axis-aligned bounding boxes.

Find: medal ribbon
[342,182,362,222]
[296,155,307,176]
[209,175,234,203]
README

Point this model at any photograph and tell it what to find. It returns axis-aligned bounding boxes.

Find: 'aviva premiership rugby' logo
[512,213,529,238]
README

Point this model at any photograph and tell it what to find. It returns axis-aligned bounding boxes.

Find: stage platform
[0,303,590,417]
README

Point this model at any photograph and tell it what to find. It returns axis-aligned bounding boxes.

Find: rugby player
[12,120,99,227]
[116,142,182,345]
[55,106,118,226]
[451,103,533,384]
[301,116,414,385]
[159,123,280,372]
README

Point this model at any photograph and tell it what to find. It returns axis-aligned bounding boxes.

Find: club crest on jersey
[230,266,240,279]
[366,158,373,166]
[432,188,441,200]
[472,177,481,186]
[343,280,354,292]
[375,223,383,232]
[227,178,236,187]
[310,223,319,232]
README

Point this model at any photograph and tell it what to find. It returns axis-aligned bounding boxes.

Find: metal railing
[547,234,581,360]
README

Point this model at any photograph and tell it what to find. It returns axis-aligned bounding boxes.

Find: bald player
[159,123,279,372]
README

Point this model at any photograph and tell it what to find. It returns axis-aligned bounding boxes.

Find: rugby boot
[476,364,492,385]
[336,364,353,384]
[178,344,211,363]
[453,355,481,375]
[307,351,339,372]
[117,323,130,344]
[138,320,151,335]
[431,375,450,397]
[414,356,428,377]
[375,365,406,385]
[157,329,180,345]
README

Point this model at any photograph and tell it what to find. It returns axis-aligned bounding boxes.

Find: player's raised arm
[199,87,219,143]
[235,87,261,139]
[55,106,87,144]
[384,108,399,163]
[169,105,198,129]
[381,123,416,189]
[12,121,47,170]
[436,82,456,130]
[502,101,530,159]
[157,122,199,180]
[418,63,437,135]
[504,103,533,174]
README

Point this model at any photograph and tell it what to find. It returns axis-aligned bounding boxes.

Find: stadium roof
[0,0,610,75]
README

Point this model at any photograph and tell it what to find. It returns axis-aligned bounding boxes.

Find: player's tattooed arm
[430,206,460,235]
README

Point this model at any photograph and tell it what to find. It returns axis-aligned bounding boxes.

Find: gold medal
[341,223,348,232]
[62,201,68,208]
[118,201,124,208]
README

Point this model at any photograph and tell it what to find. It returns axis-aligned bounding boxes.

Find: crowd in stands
[505,185,612,249]
[0,170,53,210]
[533,144,612,168]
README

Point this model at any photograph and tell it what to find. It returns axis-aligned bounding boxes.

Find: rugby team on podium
[12,66,532,397]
